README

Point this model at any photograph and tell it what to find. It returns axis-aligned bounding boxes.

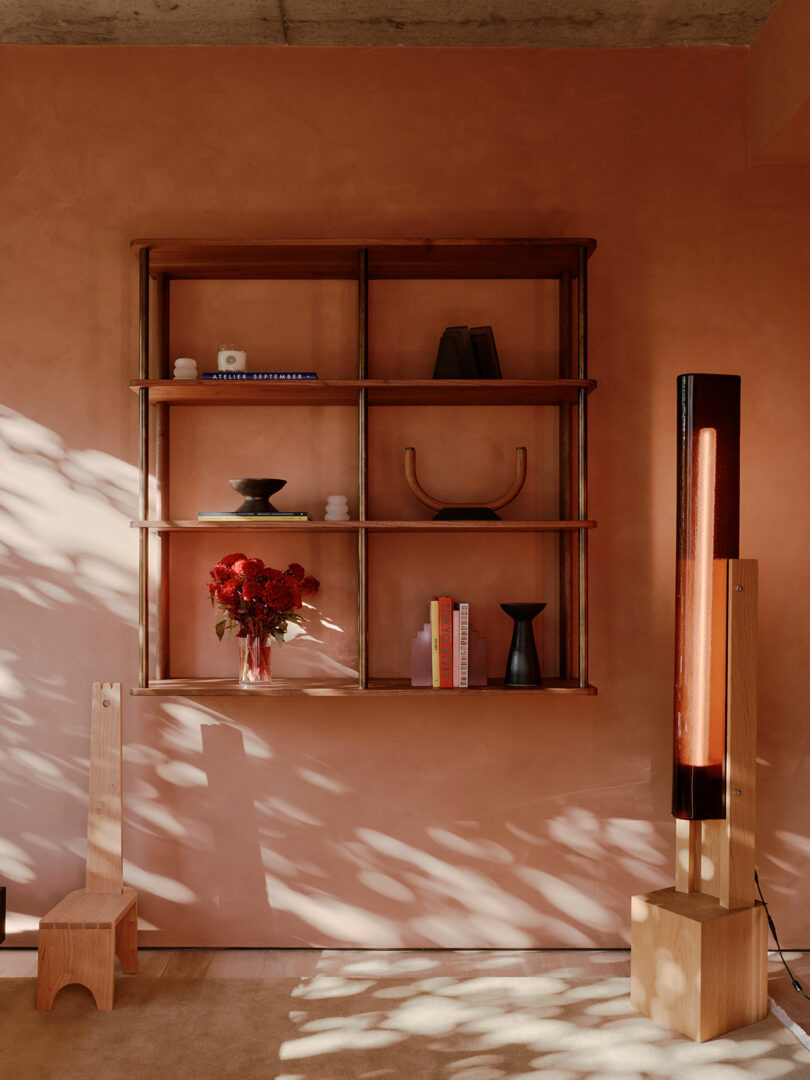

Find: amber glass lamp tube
[673,374,740,820]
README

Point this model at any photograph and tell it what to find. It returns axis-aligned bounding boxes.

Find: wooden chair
[37,683,137,1010]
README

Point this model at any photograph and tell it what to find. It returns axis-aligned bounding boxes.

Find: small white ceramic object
[217,346,247,372]
[173,357,197,379]
[324,495,350,521]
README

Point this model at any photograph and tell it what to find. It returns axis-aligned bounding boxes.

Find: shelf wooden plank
[367,242,596,280]
[130,378,596,407]
[367,380,595,406]
[131,238,597,280]
[130,379,359,405]
[131,520,360,531]
[365,678,598,695]
[364,520,596,532]
[131,520,597,532]
[133,242,361,279]
[131,677,597,697]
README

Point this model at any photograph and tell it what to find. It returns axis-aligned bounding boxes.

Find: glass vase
[238,635,272,687]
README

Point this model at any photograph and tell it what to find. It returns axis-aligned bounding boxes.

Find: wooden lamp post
[630,374,767,1042]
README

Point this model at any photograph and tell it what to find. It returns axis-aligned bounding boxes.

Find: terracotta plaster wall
[1,46,809,948]
[749,0,810,161]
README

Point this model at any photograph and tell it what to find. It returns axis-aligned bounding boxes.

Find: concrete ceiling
[0,1,783,47]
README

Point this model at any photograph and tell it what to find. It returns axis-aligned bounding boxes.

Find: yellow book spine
[430,599,440,688]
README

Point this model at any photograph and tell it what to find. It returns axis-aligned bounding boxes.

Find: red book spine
[437,596,454,688]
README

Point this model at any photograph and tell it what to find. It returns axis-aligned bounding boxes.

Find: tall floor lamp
[630,374,767,1042]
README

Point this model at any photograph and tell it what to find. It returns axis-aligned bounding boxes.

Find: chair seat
[40,887,137,930]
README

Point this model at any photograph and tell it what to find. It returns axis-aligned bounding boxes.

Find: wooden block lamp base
[630,887,767,1042]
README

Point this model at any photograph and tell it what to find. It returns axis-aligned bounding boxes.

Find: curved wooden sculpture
[404,446,527,520]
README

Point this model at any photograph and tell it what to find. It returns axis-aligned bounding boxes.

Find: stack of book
[201,371,318,381]
[432,326,502,379]
[410,596,487,687]
[197,510,311,522]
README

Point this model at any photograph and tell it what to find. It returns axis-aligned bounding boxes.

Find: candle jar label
[218,346,247,372]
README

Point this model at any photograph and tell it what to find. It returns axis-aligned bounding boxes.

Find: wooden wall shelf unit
[132,237,597,696]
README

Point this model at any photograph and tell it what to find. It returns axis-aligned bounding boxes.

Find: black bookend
[470,326,502,378]
[433,325,479,379]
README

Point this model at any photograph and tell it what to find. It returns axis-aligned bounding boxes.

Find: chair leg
[115,899,138,975]
[37,927,117,1011]
[37,928,64,1011]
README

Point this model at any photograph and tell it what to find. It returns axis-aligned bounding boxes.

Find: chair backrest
[85,682,124,893]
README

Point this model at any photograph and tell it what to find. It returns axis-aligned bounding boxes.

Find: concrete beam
[749,0,810,162]
[0,0,781,47]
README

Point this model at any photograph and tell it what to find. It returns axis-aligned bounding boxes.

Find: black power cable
[755,868,810,1000]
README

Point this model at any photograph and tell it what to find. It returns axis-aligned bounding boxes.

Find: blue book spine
[201,372,319,381]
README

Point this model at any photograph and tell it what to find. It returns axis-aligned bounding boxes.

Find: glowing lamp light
[673,374,740,820]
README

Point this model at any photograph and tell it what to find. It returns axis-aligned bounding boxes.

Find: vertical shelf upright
[357,247,369,689]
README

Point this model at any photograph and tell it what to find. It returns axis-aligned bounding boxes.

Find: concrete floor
[2,946,809,1034]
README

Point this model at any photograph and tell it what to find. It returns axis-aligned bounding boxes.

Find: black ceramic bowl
[229,478,287,514]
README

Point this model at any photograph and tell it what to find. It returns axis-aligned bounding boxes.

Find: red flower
[264,581,292,607]
[232,557,264,580]
[220,552,247,568]
[209,553,319,643]
[216,580,240,608]
[242,579,264,602]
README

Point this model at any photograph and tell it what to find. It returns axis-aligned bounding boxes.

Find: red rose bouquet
[208,553,320,645]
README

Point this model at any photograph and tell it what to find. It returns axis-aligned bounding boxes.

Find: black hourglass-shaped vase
[501,603,546,687]
[229,478,286,514]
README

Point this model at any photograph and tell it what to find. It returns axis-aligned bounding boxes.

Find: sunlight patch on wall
[0,651,25,701]
[548,807,604,857]
[4,911,39,934]
[159,702,274,761]
[129,798,190,839]
[155,760,208,788]
[0,837,35,882]
[122,859,198,904]
[426,827,513,864]
[7,747,85,798]
[516,867,620,933]
[775,830,810,858]
[297,766,353,795]
[264,874,405,946]
[256,795,323,827]
[356,870,416,903]
[0,405,138,624]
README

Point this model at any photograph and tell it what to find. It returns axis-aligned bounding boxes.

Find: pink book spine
[459,602,470,688]
[452,608,460,687]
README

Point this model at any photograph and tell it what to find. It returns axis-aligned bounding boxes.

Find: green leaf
[215,619,227,641]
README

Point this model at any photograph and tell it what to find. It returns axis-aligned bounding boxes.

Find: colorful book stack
[410,597,487,687]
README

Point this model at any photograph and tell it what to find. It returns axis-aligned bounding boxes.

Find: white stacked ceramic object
[173,357,198,379]
[324,495,350,521]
